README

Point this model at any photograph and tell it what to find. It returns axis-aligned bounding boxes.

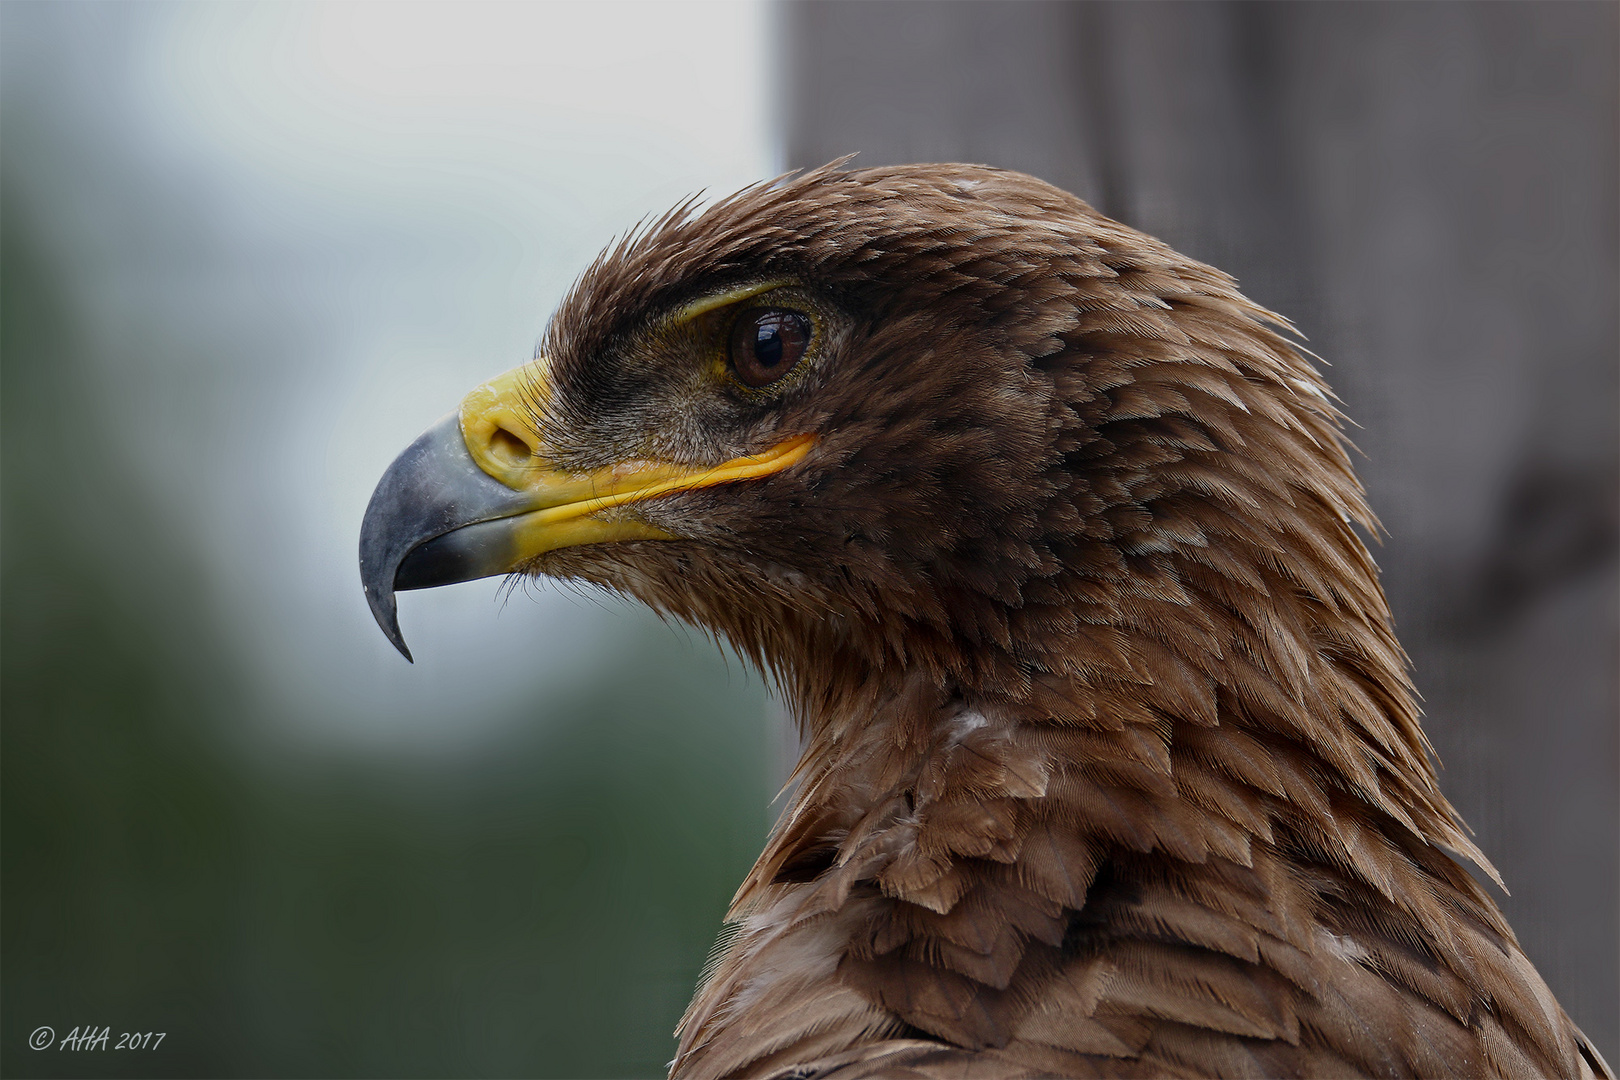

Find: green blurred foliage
[3,202,774,1077]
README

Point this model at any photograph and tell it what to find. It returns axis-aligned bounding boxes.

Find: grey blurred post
[784,0,1618,1059]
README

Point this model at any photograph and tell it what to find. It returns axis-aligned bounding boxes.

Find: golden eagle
[360,164,1609,1079]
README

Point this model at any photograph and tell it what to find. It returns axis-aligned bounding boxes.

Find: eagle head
[361,162,1348,701]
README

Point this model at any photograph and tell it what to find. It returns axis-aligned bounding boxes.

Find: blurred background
[2,2,1613,1076]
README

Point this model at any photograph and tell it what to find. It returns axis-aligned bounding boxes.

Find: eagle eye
[729,307,811,388]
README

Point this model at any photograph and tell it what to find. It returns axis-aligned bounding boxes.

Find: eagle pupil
[755,323,784,368]
[731,307,810,388]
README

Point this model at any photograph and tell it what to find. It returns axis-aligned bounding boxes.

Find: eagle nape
[357,163,1610,1080]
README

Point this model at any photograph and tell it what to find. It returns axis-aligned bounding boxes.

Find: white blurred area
[2,3,778,754]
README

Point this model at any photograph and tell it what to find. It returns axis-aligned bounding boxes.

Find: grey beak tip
[359,412,530,663]
[364,582,414,663]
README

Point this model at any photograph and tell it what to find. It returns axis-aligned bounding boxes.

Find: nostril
[488,425,533,468]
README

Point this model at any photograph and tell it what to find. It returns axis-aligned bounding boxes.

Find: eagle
[359,163,1609,1079]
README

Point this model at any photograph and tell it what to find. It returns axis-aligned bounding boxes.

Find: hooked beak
[358,361,814,661]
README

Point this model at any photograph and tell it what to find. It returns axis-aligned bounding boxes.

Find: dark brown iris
[729,308,812,388]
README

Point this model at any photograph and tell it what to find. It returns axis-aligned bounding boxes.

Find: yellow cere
[459,363,550,484]
[457,358,817,558]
